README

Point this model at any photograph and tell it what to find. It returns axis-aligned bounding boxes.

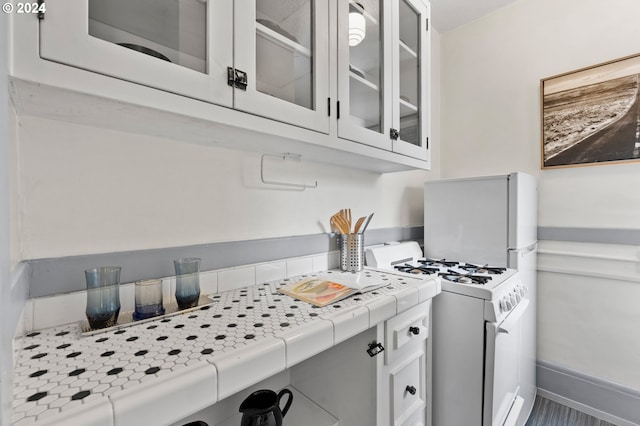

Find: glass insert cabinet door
[39,0,233,106]
[337,0,393,151]
[233,0,330,134]
[392,0,430,160]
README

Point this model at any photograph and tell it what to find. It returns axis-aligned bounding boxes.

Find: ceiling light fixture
[349,3,366,47]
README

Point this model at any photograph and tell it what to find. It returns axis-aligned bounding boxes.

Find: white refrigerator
[424,172,538,426]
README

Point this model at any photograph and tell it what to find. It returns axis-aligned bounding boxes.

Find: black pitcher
[239,388,293,426]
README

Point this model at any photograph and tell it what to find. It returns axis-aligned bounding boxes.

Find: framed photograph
[541,53,640,169]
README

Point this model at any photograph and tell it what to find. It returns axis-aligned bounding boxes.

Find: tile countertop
[12,268,440,426]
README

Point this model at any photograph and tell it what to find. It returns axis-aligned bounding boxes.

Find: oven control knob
[503,298,513,311]
[513,291,522,303]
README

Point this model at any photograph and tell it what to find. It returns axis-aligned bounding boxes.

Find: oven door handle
[498,299,529,334]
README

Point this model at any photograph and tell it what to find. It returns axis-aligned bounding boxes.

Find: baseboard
[537,361,640,426]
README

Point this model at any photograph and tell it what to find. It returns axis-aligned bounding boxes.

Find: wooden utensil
[339,209,351,234]
[353,216,366,234]
[331,213,350,235]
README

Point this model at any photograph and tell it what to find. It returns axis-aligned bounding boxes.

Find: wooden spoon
[330,214,350,235]
[353,216,366,234]
[345,208,352,233]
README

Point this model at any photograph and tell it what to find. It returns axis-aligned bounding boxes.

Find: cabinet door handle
[409,326,420,335]
[405,385,417,395]
[227,67,248,90]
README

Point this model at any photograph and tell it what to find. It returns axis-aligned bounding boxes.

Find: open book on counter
[279,274,386,307]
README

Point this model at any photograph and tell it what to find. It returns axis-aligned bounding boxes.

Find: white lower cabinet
[389,350,427,426]
[170,302,431,426]
[381,301,430,426]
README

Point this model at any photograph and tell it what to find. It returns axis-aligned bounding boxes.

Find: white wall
[440,0,640,228]
[14,116,431,259]
[440,0,640,391]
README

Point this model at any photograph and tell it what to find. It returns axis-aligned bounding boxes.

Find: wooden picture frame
[541,53,640,169]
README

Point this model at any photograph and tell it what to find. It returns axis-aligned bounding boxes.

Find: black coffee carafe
[239,388,293,426]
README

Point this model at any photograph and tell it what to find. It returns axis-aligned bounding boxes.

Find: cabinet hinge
[37,0,45,19]
[389,128,399,140]
[227,67,247,90]
[336,101,340,119]
[366,342,384,357]
[327,98,331,117]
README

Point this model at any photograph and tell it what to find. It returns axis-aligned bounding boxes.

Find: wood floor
[525,396,617,426]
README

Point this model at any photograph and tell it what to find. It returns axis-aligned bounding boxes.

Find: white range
[367,240,532,426]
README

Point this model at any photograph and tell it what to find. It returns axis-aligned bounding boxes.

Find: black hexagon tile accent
[107,368,123,376]
[27,392,47,402]
[69,368,86,377]
[29,369,48,378]
[71,390,91,401]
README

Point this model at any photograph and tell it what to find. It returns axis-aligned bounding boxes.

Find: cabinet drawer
[391,350,426,426]
[399,406,426,426]
[385,301,430,364]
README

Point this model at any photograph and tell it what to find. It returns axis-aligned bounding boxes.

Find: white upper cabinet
[337,0,392,151]
[25,0,430,170]
[337,0,430,161]
[233,0,330,134]
[392,0,430,160]
[40,0,234,107]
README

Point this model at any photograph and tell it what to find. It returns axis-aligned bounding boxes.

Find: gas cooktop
[365,241,519,300]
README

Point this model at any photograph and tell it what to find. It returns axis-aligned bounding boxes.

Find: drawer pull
[409,326,420,335]
[405,385,417,395]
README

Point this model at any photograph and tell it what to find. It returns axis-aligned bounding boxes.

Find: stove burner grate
[418,258,459,268]
[458,263,507,275]
[394,264,439,275]
[438,270,492,285]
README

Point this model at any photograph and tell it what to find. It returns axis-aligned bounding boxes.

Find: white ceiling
[429,0,519,32]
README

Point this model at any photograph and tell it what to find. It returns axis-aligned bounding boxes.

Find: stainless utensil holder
[340,234,364,272]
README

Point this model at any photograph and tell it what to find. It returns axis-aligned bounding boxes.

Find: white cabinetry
[234,0,330,133]
[291,300,431,426]
[11,0,431,171]
[337,0,431,161]
[172,301,432,426]
[39,0,330,133]
[39,0,234,107]
[380,300,430,425]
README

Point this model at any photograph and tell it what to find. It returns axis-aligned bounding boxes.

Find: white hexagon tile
[12,269,433,425]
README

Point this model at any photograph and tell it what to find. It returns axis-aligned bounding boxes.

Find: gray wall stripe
[538,227,640,245]
[537,360,640,425]
[27,226,423,298]
[26,226,640,297]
